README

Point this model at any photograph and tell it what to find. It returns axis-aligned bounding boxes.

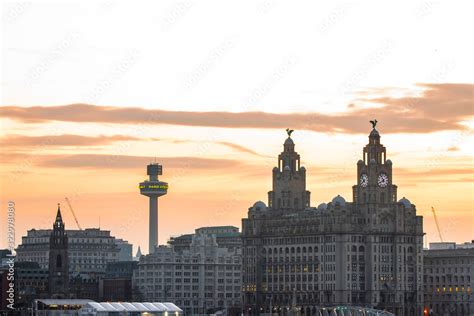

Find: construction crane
[431,207,443,242]
[65,197,83,230]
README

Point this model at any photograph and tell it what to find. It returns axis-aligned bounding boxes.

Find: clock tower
[48,204,69,298]
[353,122,398,207]
[267,131,310,211]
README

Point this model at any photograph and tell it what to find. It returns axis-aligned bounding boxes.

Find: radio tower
[139,163,168,254]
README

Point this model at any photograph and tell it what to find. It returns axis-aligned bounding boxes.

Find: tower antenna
[139,163,168,254]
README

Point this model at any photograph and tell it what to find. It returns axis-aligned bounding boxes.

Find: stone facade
[16,228,121,278]
[423,242,474,316]
[168,226,241,253]
[242,127,424,316]
[133,228,242,315]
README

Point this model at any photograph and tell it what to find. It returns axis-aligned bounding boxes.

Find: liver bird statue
[286,128,294,137]
[370,119,378,129]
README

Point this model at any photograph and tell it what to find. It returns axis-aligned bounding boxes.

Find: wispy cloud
[396,167,473,177]
[0,153,241,170]
[215,141,267,157]
[0,134,139,148]
[1,84,472,134]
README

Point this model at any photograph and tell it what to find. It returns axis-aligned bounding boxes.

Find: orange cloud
[0,134,139,148]
[164,139,266,157]
[1,153,242,170]
[1,84,472,134]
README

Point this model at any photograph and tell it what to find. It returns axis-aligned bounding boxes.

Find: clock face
[360,173,368,187]
[378,173,389,187]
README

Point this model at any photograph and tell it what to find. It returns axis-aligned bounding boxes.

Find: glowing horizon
[1,1,473,254]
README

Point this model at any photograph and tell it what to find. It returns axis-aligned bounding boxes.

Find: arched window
[56,254,62,268]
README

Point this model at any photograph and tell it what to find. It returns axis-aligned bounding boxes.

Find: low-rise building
[0,268,10,312]
[133,228,242,315]
[16,228,121,276]
[99,261,138,301]
[33,299,183,316]
[14,261,49,309]
[423,241,474,316]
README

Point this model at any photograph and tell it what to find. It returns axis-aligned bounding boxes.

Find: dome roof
[332,195,346,206]
[317,203,327,210]
[386,159,392,165]
[370,128,380,137]
[284,137,294,145]
[252,201,267,212]
[398,197,412,208]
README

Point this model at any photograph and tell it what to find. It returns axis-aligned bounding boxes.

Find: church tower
[353,121,398,207]
[268,130,310,210]
[48,204,69,298]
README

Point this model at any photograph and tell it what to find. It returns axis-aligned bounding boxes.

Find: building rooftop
[35,300,183,313]
[428,241,474,250]
[84,302,182,313]
[37,299,94,306]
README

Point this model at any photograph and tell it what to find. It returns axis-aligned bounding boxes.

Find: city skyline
[1,1,473,254]
[1,122,472,253]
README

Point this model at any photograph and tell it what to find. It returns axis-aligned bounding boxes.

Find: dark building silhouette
[48,204,69,298]
[99,261,138,301]
[14,261,48,308]
[0,269,9,312]
[0,249,13,306]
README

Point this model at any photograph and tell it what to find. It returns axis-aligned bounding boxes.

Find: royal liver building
[242,124,424,316]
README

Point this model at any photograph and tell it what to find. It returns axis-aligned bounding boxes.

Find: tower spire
[55,203,64,227]
[49,203,69,298]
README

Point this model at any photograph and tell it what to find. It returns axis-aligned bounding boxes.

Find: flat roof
[35,300,183,313]
[36,299,94,306]
[84,302,182,312]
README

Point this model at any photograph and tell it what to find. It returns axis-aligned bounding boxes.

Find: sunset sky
[1,1,473,253]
